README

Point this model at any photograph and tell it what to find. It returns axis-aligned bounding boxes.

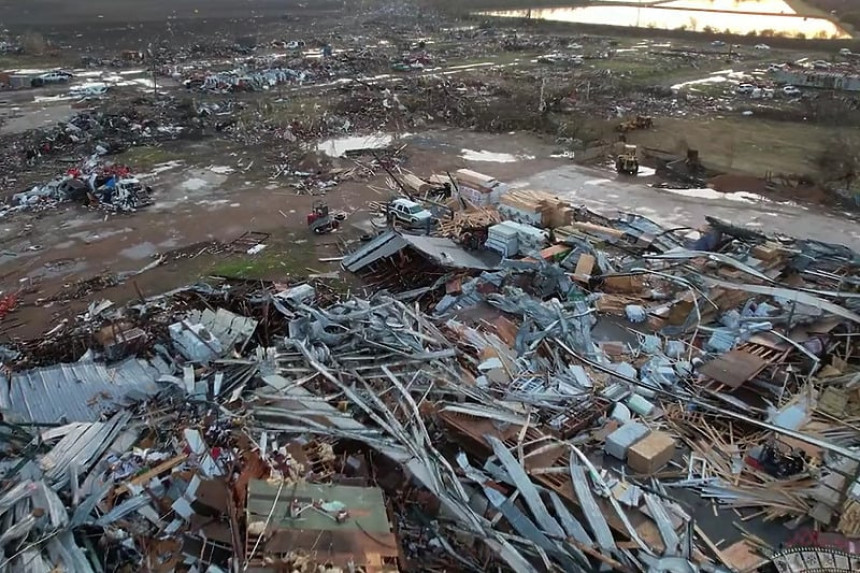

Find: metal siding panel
[5,360,160,423]
[341,231,406,272]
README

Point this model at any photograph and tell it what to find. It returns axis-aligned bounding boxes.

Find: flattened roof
[342,230,501,273]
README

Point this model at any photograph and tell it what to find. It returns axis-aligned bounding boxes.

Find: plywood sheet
[699,349,770,389]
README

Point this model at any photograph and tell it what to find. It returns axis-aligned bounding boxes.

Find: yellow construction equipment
[615,144,639,175]
[616,115,654,133]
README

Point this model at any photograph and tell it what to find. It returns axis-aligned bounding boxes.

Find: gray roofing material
[0,358,162,424]
[342,230,501,272]
[186,307,259,350]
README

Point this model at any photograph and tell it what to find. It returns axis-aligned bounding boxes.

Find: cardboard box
[627,430,676,474]
[603,275,644,294]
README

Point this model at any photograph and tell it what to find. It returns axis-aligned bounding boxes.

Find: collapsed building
[1,163,859,572]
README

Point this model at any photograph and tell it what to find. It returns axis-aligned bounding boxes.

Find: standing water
[478,0,850,39]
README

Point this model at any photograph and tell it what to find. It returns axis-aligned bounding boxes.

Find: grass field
[627,116,834,177]
[208,240,319,280]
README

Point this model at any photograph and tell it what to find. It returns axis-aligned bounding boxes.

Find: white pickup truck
[387,198,433,227]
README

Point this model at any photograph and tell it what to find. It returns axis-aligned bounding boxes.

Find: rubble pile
[180,48,390,94]
[4,9,860,572]
[0,175,859,570]
[5,155,152,215]
[0,104,187,176]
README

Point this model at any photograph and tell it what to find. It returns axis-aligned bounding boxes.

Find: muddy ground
[1,0,859,341]
[5,124,858,340]
[0,129,562,338]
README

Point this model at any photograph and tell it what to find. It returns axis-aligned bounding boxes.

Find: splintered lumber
[595,294,642,315]
[436,207,502,239]
[694,524,731,570]
[114,454,189,496]
[569,221,626,239]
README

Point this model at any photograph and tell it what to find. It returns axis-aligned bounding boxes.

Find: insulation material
[604,422,650,461]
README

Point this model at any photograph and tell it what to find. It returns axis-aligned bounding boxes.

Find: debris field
[1,2,860,573]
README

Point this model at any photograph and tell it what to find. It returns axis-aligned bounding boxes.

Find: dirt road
[514,163,860,249]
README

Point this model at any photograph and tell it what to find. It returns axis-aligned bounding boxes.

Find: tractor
[615,144,640,176]
[307,200,340,234]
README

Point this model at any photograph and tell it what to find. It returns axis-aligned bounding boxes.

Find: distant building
[0,72,36,89]
[771,70,860,92]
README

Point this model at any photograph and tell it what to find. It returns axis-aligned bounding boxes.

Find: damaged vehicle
[86,174,153,212]
[70,83,109,99]
[31,70,73,87]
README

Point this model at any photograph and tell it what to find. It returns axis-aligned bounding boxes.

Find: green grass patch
[121,145,178,170]
[208,242,317,280]
[593,58,660,76]
[238,97,331,128]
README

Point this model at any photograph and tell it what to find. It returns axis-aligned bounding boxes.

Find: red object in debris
[744,455,763,472]
[0,293,18,320]
[101,165,132,178]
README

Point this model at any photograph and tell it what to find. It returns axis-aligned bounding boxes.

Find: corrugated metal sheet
[486,435,565,538]
[569,462,616,551]
[0,359,162,423]
[341,230,406,272]
[42,411,132,489]
[342,230,502,272]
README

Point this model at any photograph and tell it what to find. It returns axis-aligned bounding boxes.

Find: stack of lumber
[428,173,455,187]
[453,169,506,206]
[498,189,575,229]
[436,207,502,239]
[455,169,498,192]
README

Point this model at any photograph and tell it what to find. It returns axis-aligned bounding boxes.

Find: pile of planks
[436,206,502,239]
[499,189,575,229]
[664,408,818,520]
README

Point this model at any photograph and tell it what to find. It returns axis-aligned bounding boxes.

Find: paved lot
[513,164,860,250]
